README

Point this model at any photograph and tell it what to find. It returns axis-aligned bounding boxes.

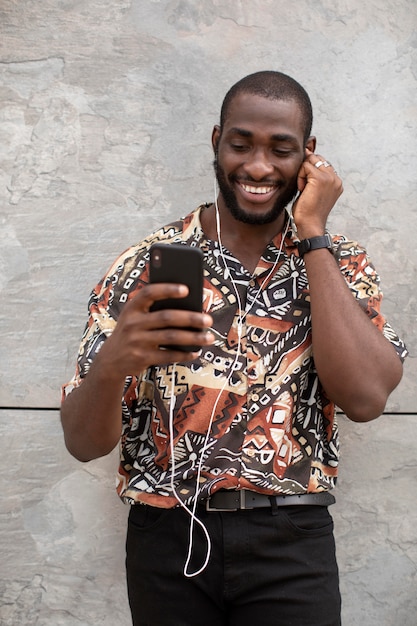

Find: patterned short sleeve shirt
[63,205,407,508]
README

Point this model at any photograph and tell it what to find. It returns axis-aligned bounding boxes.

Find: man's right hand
[96,282,214,382]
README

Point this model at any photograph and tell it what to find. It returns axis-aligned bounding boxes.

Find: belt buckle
[205,489,253,512]
[205,499,237,512]
[239,489,254,510]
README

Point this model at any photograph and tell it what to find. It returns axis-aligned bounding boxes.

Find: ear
[212,125,221,152]
[305,136,316,153]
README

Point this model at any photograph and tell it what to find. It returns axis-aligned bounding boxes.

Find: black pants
[126,503,341,626]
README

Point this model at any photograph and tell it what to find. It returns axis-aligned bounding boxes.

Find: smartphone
[149,243,204,352]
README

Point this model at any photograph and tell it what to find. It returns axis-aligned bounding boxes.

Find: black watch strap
[297,233,333,257]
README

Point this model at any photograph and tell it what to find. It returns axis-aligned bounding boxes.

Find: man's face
[213,93,309,225]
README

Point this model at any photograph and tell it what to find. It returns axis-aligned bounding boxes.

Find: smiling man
[61,71,407,626]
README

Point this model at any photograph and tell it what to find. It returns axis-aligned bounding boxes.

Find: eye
[273,148,292,156]
[231,143,248,152]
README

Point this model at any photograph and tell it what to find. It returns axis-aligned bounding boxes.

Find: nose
[243,149,274,180]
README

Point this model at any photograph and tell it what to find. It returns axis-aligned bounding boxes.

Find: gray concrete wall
[0,1,416,624]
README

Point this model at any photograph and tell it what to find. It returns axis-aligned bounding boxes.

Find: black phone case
[149,243,204,351]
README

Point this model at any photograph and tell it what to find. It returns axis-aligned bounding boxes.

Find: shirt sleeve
[61,217,189,400]
[61,242,149,399]
[333,236,408,362]
[61,280,117,398]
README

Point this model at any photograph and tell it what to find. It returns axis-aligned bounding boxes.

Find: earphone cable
[168,182,290,577]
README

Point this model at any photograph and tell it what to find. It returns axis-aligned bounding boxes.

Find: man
[61,71,407,626]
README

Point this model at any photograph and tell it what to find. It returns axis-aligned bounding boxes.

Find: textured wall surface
[1,0,416,624]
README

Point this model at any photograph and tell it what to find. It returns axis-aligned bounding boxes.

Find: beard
[213,153,298,225]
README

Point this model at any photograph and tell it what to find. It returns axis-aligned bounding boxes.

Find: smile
[239,182,276,195]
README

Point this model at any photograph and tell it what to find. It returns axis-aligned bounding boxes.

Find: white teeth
[241,184,274,194]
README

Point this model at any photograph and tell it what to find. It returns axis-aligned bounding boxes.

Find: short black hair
[220,70,313,144]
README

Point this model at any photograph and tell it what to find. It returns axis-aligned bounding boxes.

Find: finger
[308,153,339,177]
[154,327,215,350]
[129,328,214,373]
[108,325,214,377]
[149,309,213,332]
[126,283,190,312]
[141,346,203,371]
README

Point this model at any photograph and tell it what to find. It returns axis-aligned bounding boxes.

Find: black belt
[204,489,335,511]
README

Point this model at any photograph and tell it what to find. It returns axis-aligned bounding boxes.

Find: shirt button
[252,393,259,401]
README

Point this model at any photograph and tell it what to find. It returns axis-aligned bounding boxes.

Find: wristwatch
[297,233,333,258]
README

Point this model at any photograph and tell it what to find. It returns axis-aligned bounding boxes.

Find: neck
[201,199,288,273]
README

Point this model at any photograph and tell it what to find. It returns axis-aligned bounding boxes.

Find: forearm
[304,248,403,421]
[60,354,125,462]
[292,150,402,420]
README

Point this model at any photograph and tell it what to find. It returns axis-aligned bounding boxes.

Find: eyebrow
[227,127,298,143]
